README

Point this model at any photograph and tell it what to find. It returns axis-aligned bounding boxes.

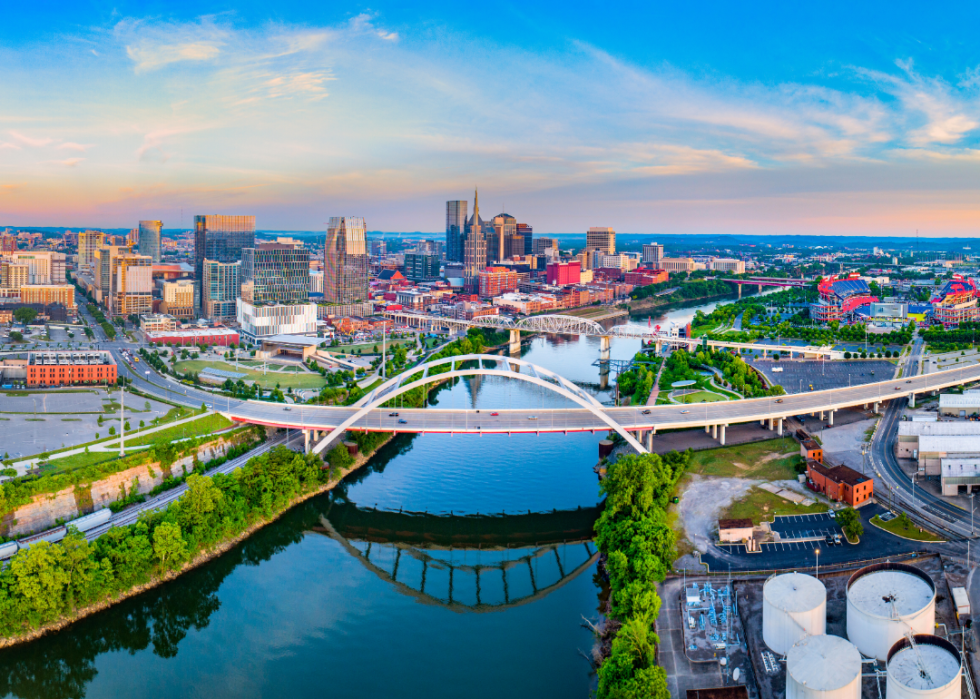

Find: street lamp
[814,548,821,578]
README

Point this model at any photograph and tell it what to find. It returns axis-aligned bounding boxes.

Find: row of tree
[594,450,692,699]
[0,446,329,639]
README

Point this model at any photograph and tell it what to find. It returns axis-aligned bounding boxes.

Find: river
[0,296,742,699]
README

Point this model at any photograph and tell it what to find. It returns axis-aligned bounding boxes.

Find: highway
[220,358,980,438]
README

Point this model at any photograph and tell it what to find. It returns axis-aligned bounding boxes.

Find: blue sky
[2,1,980,235]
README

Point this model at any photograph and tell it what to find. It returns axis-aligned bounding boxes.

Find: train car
[17,526,67,549]
[70,508,112,533]
[0,541,18,560]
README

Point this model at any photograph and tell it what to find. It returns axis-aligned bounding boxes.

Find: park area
[175,359,326,390]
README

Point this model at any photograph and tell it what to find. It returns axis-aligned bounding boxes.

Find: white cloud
[57,142,94,152]
[9,131,53,147]
[115,17,228,72]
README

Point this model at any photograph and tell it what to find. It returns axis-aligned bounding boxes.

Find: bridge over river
[221,353,980,455]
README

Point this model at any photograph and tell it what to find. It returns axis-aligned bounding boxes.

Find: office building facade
[94,248,153,316]
[159,279,195,319]
[642,243,664,266]
[586,227,616,255]
[236,299,317,341]
[202,260,241,321]
[404,253,441,282]
[139,220,163,264]
[517,223,533,256]
[241,242,310,305]
[463,190,486,280]
[20,285,75,309]
[446,200,468,263]
[324,217,369,304]
[489,213,517,263]
[193,215,255,309]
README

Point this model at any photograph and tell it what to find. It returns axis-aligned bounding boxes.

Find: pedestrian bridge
[384,310,841,359]
[223,354,980,452]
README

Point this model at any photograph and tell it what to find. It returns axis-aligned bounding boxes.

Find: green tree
[836,507,864,541]
[13,307,38,325]
[108,426,116,436]
[176,474,224,538]
[153,521,188,570]
[596,617,670,699]
[8,541,69,620]
[59,528,104,609]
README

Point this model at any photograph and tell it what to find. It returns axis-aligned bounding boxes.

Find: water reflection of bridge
[312,503,599,613]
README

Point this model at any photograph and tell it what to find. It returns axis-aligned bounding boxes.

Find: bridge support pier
[819,410,825,421]
[873,402,880,413]
[600,335,611,362]
[777,418,783,436]
[304,429,311,454]
[509,329,521,354]
[719,424,726,445]
[706,425,711,434]
[711,424,717,439]
[909,392,916,408]
[828,410,834,426]
[645,431,654,450]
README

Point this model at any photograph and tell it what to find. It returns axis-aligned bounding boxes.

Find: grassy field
[176,360,325,390]
[333,338,419,355]
[871,514,944,542]
[720,487,828,525]
[689,437,802,480]
[674,390,729,403]
[126,414,234,446]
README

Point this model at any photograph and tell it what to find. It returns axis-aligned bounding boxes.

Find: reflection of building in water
[464,372,483,408]
[312,503,599,612]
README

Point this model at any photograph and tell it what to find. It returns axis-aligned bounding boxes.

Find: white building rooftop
[918,435,980,454]
[939,393,980,408]
[899,421,980,436]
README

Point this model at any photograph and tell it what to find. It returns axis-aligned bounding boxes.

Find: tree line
[594,449,692,699]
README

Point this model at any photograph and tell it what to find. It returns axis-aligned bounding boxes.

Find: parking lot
[700,504,929,572]
[770,512,842,540]
[753,358,897,394]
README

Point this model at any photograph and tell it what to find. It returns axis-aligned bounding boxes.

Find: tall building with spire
[463,188,486,280]
[324,216,369,303]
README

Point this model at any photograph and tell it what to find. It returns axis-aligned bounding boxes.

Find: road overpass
[384,310,841,359]
[221,353,980,455]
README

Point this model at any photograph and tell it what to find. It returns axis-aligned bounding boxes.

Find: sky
[3,1,980,236]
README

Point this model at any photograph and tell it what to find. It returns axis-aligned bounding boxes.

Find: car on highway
[894,386,901,390]
[681,410,690,414]
[528,415,538,420]
[906,380,912,384]
[775,398,783,403]
[283,406,291,411]
[388,412,399,417]
[642,409,651,415]
[490,412,499,416]
[398,419,408,424]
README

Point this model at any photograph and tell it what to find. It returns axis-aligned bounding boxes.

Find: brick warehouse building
[805,459,874,507]
[27,351,117,387]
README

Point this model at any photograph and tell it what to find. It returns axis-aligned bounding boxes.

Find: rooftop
[899,421,980,436]
[260,334,323,347]
[807,459,868,486]
[939,393,980,407]
[888,643,960,689]
[918,435,980,453]
[29,351,114,366]
[848,570,934,617]
[718,518,752,530]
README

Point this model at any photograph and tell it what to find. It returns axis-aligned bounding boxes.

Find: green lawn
[126,414,234,446]
[333,338,417,355]
[674,390,729,403]
[720,486,828,525]
[175,360,325,390]
[690,437,802,480]
[871,514,944,542]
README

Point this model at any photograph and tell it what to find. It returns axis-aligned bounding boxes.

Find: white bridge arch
[310,353,646,455]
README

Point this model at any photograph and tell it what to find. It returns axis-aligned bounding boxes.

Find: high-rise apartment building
[463,190,486,280]
[194,215,255,309]
[0,261,29,290]
[241,241,310,305]
[95,248,152,316]
[0,233,16,254]
[478,267,520,298]
[20,285,76,309]
[139,220,163,264]
[546,261,582,286]
[159,279,195,319]
[517,223,533,256]
[404,253,441,282]
[586,227,616,255]
[534,238,558,256]
[446,200,468,263]
[3,251,66,285]
[642,243,664,266]
[324,217,369,304]
[202,260,241,321]
[78,231,105,270]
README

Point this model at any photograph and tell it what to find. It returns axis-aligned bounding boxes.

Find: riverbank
[627,290,749,315]
[0,431,395,650]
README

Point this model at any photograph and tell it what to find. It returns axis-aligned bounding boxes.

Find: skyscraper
[139,220,163,264]
[490,213,517,263]
[587,227,616,255]
[202,260,241,321]
[642,243,664,266]
[324,217,369,303]
[193,215,255,309]
[241,241,310,305]
[446,200,468,263]
[463,189,486,280]
[517,223,533,256]
[77,230,105,270]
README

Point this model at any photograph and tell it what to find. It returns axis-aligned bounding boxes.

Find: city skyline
[3,2,980,236]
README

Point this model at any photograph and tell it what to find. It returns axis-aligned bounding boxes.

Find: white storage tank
[786,634,862,699]
[763,572,827,654]
[886,635,961,699]
[847,563,936,661]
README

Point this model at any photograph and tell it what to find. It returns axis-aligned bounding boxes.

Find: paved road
[220,357,980,436]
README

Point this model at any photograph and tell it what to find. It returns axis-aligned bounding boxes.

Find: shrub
[844,351,851,359]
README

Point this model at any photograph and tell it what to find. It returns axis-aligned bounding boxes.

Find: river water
[0,297,739,699]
